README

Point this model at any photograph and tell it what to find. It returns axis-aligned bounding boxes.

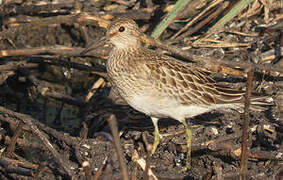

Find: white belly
[127,94,212,121]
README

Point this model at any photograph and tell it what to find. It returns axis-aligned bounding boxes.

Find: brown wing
[144,51,245,106]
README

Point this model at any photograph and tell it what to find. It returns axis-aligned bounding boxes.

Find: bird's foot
[179,159,192,172]
[182,121,192,170]
[151,127,160,155]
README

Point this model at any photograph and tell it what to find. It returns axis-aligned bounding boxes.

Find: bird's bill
[80,36,108,55]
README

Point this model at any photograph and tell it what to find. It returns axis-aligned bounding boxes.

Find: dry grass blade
[132,150,158,180]
[107,115,129,180]
[150,0,192,39]
[240,67,254,179]
[208,0,255,34]
[171,0,225,40]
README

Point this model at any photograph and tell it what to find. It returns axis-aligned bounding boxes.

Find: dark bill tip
[80,36,108,56]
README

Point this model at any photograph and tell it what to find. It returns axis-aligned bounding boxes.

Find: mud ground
[0,0,282,179]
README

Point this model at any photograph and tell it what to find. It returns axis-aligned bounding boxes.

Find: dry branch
[0,157,34,177]
[0,62,38,72]
[107,115,129,180]
[0,46,108,59]
[140,34,283,74]
[240,67,254,179]
[132,150,158,180]
[0,2,76,16]
[0,106,75,177]
[4,122,23,157]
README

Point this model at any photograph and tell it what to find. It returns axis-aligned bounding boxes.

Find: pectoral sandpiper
[82,18,272,170]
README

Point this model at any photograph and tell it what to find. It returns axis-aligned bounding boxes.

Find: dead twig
[94,156,108,180]
[0,13,109,40]
[0,62,38,72]
[192,39,250,48]
[0,46,108,59]
[213,162,223,180]
[28,56,107,78]
[4,135,46,153]
[142,133,152,180]
[85,77,105,102]
[0,157,34,177]
[0,106,75,177]
[0,71,15,85]
[4,122,23,157]
[140,34,283,74]
[82,161,92,180]
[171,0,225,40]
[240,67,254,179]
[0,156,53,174]
[0,2,76,17]
[42,91,87,107]
[132,150,158,180]
[177,1,230,39]
[20,68,87,107]
[107,114,129,180]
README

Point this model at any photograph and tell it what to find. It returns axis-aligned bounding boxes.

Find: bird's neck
[107,45,143,73]
[111,44,142,59]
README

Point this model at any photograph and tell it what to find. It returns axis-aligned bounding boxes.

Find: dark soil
[0,0,282,179]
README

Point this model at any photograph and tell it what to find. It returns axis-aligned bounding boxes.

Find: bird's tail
[248,95,274,111]
[215,85,274,111]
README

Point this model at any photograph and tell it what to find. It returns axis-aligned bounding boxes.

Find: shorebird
[82,18,272,170]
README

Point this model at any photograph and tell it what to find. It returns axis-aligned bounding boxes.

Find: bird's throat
[107,46,141,75]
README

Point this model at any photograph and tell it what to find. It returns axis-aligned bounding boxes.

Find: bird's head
[106,18,142,49]
[80,18,142,55]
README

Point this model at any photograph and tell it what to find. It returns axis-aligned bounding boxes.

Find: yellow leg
[151,117,160,155]
[181,120,192,171]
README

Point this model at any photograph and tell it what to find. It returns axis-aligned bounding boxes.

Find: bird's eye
[119,26,125,32]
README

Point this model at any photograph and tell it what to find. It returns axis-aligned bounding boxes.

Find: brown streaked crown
[106,18,141,39]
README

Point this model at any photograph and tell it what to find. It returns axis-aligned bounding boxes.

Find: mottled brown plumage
[105,18,271,119]
[83,18,273,170]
